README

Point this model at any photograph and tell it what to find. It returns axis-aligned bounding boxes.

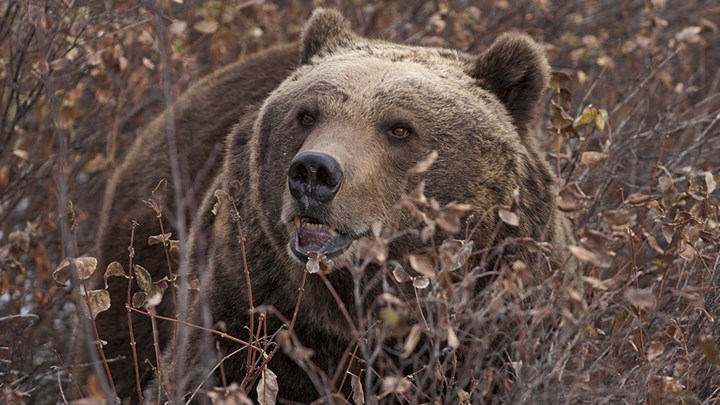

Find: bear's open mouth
[290,216,354,262]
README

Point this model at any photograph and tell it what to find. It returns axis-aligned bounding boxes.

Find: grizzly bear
[85,8,574,403]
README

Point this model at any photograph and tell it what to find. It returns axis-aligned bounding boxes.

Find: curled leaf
[624,287,656,310]
[81,289,111,319]
[409,254,434,278]
[498,206,519,226]
[132,292,147,308]
[351,373,365,405]
[412,276,430,289]
[133,264,152,292]
[256,368,279,405]
[148,233,172,246]
[403,324,424,357]
[104,261,127,288]
[392,264,410,283]
[580,151,609,166]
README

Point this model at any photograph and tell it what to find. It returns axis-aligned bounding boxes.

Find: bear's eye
[299,113,316,126]
[388,126,411,139]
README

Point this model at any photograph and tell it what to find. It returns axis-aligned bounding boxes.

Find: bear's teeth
[294,217,301,228]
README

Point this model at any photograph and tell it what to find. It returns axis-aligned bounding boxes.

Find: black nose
[288,152,343,209]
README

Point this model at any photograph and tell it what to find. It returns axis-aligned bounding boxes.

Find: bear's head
[240,9,556,285]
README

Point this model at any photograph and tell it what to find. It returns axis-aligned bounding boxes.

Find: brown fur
[81,44,299,398]
[87,8,574,402]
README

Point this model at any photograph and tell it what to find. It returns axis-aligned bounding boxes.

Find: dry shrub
[1,0,718,404]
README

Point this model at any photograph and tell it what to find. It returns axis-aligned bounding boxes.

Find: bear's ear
[471,33,550,133]
[300,9,356,65]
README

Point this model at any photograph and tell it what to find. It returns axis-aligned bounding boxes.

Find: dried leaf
[647,340,664,362]
[104,261,127,288]
[582,276,609,290]
[447,326,459,349]
[412,276,430,289]
[705,171,716,195]
[675,26,702,43]
[408,150,438,174]
[53,257,98,285]
[194,19,219,34]
[602,209,637,228]
[580,151,609,166]
[643,232,665,254]
[146,179,167,217]
[133,264,152,292]
[678,240,696,262]
[435,201,472,233]
[409,255,434,278]
[351,374,365,405]
[148,233,172,246]
[498,206,519,226]
[625,193,658,206]
[439,239,473,272]
[624,287,656,310]
[403,324,424,356]
[256,368,279,405]
[392,264,410,283]
[568,245,611,268]
[696,336,720,367]
[381,376,412,395]
[132,291,147,308]
[52,258,72,285]
[81,289,111,319]
[573,105,597,127]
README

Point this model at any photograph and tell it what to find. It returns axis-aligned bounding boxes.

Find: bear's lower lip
[289,217,354,262]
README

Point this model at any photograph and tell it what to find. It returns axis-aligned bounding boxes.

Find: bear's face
[247,10,551,273]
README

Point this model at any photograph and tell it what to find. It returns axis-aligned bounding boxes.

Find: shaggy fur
[86,8,574,402]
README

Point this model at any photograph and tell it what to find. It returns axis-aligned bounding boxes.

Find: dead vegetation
[1,0,719,404]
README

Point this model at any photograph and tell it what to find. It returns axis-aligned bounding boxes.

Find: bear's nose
[288,152,343,210]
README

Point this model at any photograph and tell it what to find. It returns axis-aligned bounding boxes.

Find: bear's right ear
[471,33,550,134]
[300,9,356,65]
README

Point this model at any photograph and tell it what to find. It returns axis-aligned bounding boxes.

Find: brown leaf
[256,368,279,405]
[104,261,127,288]
[643,232,665,254]
[647,340,664,362]
[580,151,609,166]
[705,171,717,195]
[569,245,611,268]
[146,179,167,217]
[498,206,519,226]
[81,289,111,319]
[392,264,410,283]
[625,193,659,206]
[696,336,720,368]
[439,239,473,272]
[582,276,609,290]
[602,209,637,229]
[447,326,459,349]
[381,376,412,395]
[132,292,147,308]
[148,233,172,246]
[403,324,424,357]
[194,19,219,34]
[409,254,434,278]
[133,264,152,292]
[351,374,365,405]
[624,287,656,310]
[435,201,472,233]
[408,150,438,174]
[412,276,430,289]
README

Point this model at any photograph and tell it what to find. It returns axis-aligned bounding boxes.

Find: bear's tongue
[297,226,334,252]
[294,223,353,257]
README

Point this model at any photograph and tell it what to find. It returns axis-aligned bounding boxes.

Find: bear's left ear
[300,9,357,65]
[471,33,550,133]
